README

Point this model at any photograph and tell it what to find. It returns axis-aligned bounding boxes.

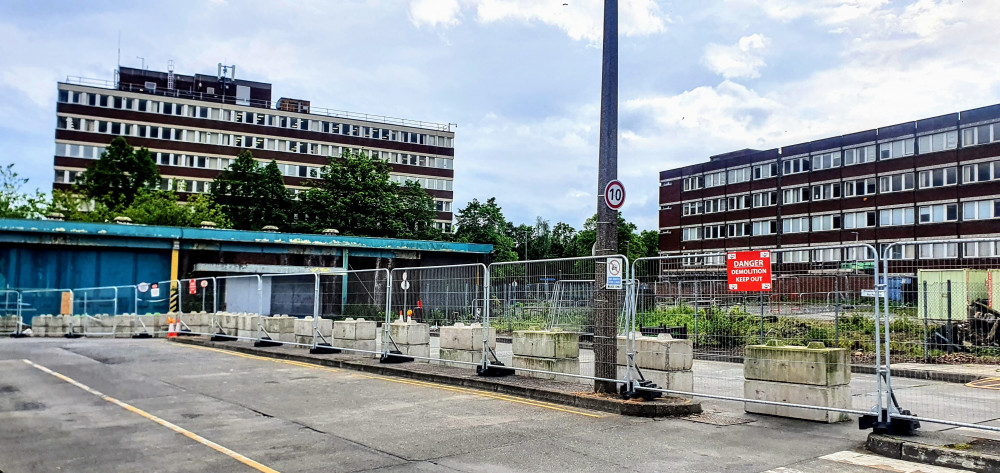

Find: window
[752,191,777,208]
[704,224,726,239]
[782,217,810,234]
[810,151,841,170]
[962,160,999,183]
[704,171,726,188]
[682,202,703,216]
[782,250,810,263]
[727,194,752,210]
[883,243,916,260]
[919,243,958,259]
[845,178,877,197]
[753,162,777,180]
[727,222,752,237]
[879,207,915,226]
[843,211,876,229]
[964,241,1000,257]
[811,182,841,201]
[918,167,958,189]
[782,156,810,175]
[752,220,776,236]
[918,203,958,223]
[962,199,1000,221]
[879,138,915,160]
[811,214,841,231]
[916,130,958,153]
[727,167,751,184]
[683,176,704,191]
[878,173,914,193]
[812,248,841,262]
[681,227,702,241]
[961,123,1000,146]
[704,198,726,214]
[782,186,810,204]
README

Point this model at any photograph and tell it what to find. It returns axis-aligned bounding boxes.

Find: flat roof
[0,219,491,254]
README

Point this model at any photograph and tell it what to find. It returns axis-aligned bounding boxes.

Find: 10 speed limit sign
[604,180,625,211]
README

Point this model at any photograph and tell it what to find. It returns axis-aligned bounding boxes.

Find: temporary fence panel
[313,269,390,354]
[882,238,1000,433]
[631,245,880,420]
[486,256,630,385]
[212,275,263,341]
[1,290,22,335]
[387,264,487,364]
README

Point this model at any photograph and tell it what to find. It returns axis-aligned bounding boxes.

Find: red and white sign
[188,279,197,295]
[200,279,208,288]
[604,180,625,210]
[727,251,772,292]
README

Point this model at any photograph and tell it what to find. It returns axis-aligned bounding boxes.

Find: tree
[210,151,292,230]
[1,163,46,219]
[78,136,159,209]
[454,197,517,262]
[296,149,437,238]
[636,229,660,259]
[121,189,231,228]
[550,222,577,258]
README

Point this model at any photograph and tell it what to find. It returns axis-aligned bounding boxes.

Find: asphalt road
[0,338,975,472]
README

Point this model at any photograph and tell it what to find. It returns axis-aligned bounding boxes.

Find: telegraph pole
[593,0,619,394]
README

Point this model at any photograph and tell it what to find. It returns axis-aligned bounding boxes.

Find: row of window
[678,241,1000,266]
[55,117,455,170]
[679,199,1000,240]
[680,125,1000,191]
[678,162,1000,215]
[58,89,454,148]
[53,169,454,213]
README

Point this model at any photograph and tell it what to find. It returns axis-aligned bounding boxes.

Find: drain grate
[684,412,756,426]
[967,377,1000,390]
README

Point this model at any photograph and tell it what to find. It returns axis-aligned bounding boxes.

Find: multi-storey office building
[54,66,457,232]
[658,104,1000,264]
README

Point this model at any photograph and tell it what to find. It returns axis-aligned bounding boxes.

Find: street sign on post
[606,257,623,290]
[137,282,149,293]
[604,179,625,211]
[727,251,772,292]
[200,280,208,288]
[188,279,197,295]
[151,284,160,298]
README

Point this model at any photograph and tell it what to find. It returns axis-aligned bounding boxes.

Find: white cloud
[409,0,462,28]
[702,34,771,79]
[475,0,668,43]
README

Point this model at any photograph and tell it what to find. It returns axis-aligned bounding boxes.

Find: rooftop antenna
[115,31,121,87]
[167,60,175,90]
[136,56,145,70]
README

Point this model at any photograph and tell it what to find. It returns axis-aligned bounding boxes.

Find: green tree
[454,197,517,261]
[210,151,292,230]
[121,189,231,228]
[636,229,660,259]
[1,163,46,219]
[47,189,114,223]
[78,136,159,209]
[550,222,577,258]
[296,149,437,238]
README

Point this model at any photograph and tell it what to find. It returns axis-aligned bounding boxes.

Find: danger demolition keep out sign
[727,251,772,292]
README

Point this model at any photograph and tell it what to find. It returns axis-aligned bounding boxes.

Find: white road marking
[820,450,973,472]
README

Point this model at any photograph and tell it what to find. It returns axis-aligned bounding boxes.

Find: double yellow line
[180,343,603,418]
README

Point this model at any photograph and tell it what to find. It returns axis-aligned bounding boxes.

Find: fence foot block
[64,332,83,339]
[210,332,236,342]
[310,343,341,355]
[477,363,514,377]
[859,410,921,435]
[380,351,414,364]
[254,337,282,348]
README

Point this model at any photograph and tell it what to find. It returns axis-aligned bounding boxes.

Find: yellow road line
[966,377,1000,390]
[22,359,279,473]
[177,343,603,418]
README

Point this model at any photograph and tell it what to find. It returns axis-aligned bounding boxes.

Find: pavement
[0,337,992,473]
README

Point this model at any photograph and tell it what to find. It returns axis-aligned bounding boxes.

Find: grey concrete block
[512,355,584,384]
[513,330,579,359]
[743,379,850,423]
[389,322,429,345]
[440,323,496,351]
[744,343,851,386]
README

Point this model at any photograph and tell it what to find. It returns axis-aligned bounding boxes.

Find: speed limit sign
[604,180,625,210]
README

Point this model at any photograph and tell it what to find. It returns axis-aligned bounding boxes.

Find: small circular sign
[604,180,625,210]
[200,280,208,288]
[137,282,149,293]
[608,259,622,277]
[402,271,408,282]
[400,280,410,290]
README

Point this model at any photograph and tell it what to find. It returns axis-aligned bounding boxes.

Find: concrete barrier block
[513,330,579,359]
[396,343,430,361]
[617,334,693,371]
[440,323,496,351]
[389,322,429,345]
[337,338,377,355]
[262,316,294,335]
[743,379,850,423]
[744,342,850,386]
[512,355,584,383]
[438,347,481,368]
[335,318,378,340]
[31,315,50,328]
[616,365,693,398]
[277,332,295,343]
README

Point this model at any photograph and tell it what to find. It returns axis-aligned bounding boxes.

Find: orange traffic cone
[167,317,177,338]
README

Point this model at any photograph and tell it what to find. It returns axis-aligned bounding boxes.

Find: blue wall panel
[1,246,170,291]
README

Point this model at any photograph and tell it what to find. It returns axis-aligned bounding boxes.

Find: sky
[3,0,1000,231]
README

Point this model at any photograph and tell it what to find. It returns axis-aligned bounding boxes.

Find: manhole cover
[967,377,1000,390]
[684,412,755,426]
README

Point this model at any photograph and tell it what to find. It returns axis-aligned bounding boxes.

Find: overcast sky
[3,0,1000,231]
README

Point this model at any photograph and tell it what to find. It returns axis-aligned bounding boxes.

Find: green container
[917,269,989,321]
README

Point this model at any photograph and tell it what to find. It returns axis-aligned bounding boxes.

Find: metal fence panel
[882,238,1000,432]
[631,245,879,418]
[1,290,22,336]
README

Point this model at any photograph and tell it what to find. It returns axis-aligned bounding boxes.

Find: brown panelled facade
[55,67,457,232]
[659,104,1000,262]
